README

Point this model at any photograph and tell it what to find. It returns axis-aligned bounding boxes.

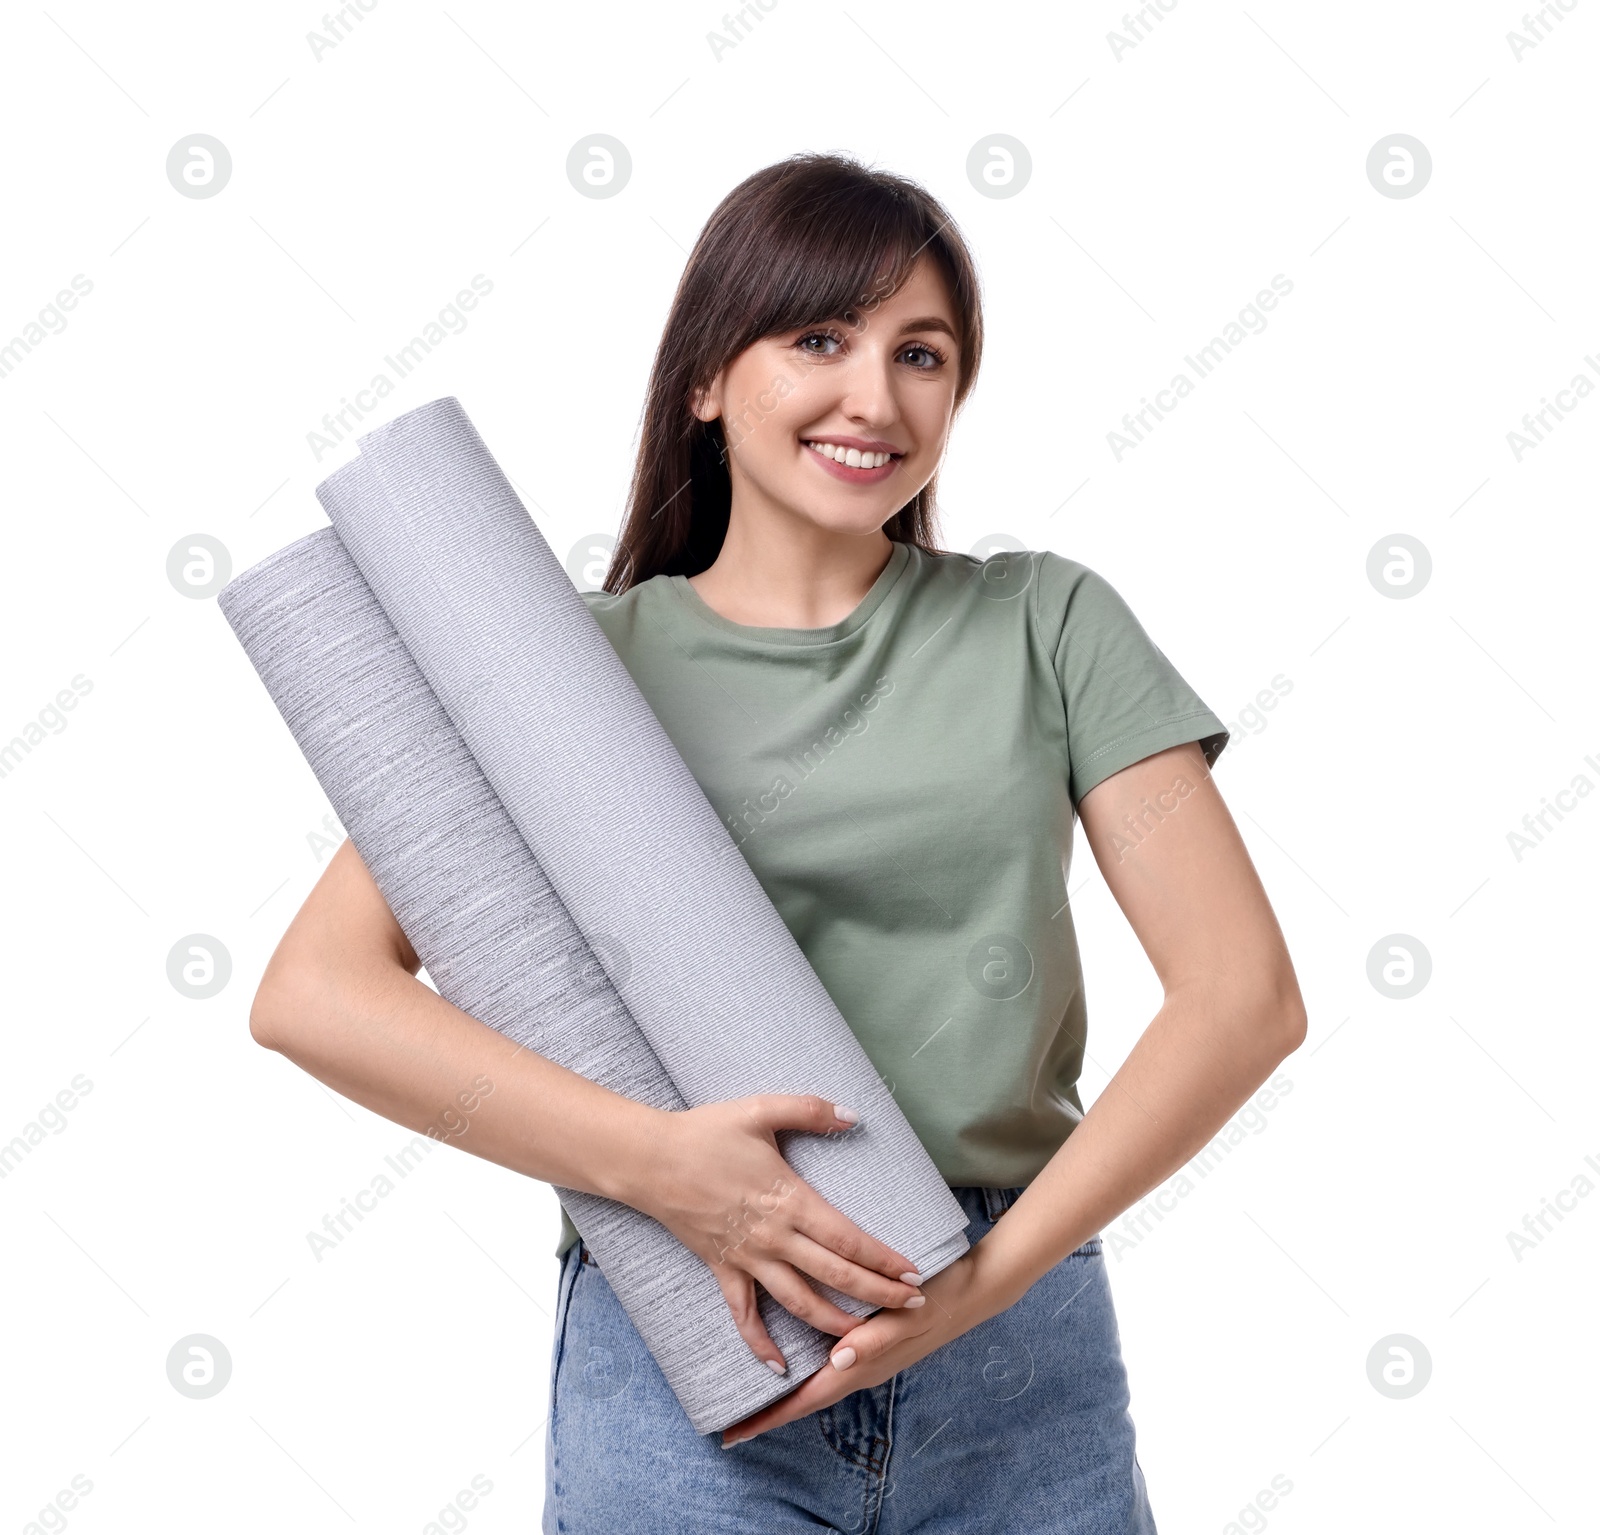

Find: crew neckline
[668,540,913,646]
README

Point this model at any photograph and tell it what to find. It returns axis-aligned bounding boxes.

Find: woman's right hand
[632,1094,928,1373]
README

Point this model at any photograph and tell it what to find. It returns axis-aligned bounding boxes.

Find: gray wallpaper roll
[218,528,856,1435]
[319,396,971,1297]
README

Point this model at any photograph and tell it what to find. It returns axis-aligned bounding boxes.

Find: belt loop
[981,1186,1007,1221]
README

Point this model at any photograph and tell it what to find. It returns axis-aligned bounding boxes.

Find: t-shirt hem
[1070,710,1229,808]
[555,1214,580,1261]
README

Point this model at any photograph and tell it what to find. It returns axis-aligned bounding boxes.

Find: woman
[250,153,1307,1532]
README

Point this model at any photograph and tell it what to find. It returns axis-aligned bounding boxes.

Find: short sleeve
[1032,552,1229,808]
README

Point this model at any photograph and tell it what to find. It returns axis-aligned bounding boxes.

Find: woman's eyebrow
[893,315,958,341]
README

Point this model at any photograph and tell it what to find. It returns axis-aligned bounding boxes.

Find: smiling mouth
[802,439,904,470]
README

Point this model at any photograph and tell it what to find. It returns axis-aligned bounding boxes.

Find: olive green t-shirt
[553,542,1227,1259]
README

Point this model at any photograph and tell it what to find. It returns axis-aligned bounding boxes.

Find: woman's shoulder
[577,572,676,657]
[918,542,1102,585]
[912,543,1119,633]
[578,573,672,611]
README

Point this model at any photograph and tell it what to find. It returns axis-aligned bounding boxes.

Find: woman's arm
[252,838,928,1361]
[249,837,670,1201]
[975,736,1307,1303]
[718,737,1306,1444]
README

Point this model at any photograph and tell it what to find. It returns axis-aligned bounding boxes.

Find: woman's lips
[802,442,901,485]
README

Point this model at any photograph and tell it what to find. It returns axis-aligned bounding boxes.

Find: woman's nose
[836,355,898,426]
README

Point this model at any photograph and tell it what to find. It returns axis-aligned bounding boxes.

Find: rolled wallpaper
[219,393,971,1434]
[320,397,970,1293]
[218,528,845,1434]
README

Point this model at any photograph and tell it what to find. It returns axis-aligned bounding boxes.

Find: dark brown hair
[599,151,984,594]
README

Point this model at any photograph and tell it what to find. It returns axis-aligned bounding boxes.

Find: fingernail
[903,1295,925,1308]
[900,1271,923,1285]
[721,1435,745,1450]
[831,1346,856,1370]
[833,1104,859,1124]
[765,1358,787,1374]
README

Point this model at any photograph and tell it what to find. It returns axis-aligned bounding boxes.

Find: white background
[2,1,1595,1530]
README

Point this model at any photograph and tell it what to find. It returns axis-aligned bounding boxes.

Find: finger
[780,1228,926,1311]
[721,1344,870,1446]
[721,1386,813,1446]
[712,1267,789,1377]
[746,1092,860,1139]
[724,1310,938,1447]
[823,1312,916,1376]
[746,1257,864,1337]
[790,1187,924,1289]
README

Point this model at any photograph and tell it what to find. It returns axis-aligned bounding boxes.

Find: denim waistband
[950,1184,1029,1222]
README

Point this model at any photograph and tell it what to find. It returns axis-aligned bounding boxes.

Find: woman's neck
[687,519,895,630]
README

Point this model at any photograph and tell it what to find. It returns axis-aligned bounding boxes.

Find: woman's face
[691,253,962,539]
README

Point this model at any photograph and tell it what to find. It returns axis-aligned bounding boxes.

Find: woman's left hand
[718,1246,1001,1448]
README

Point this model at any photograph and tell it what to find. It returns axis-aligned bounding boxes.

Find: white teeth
[805,441,894,469]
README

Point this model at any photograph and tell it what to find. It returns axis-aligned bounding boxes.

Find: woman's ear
[689,378,721,423]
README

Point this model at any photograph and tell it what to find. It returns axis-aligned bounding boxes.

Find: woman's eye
[795,329,843,356]
[902,344,945,369]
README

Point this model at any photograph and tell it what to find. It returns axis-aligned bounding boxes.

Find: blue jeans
[543,1185,1158,1533]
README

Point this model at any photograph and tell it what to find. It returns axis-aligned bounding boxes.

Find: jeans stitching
[546,1243,582,1524]
[552,1248,581,1379]
[816,1403,892,1477]
[818,1406,879,1473]
[869,1369,897,1534]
